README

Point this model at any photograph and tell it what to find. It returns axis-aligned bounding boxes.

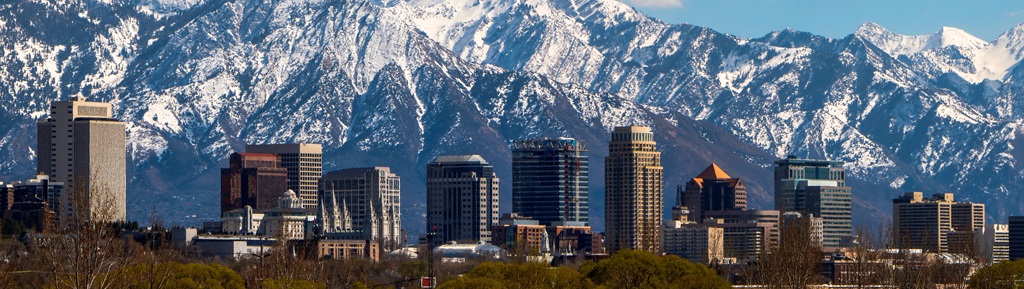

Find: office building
[680,163,747,223]
[491,213,549,254]
[0,182,12,214]
[426,155,500,246]
[1010,216,1024,261]
[892,192,984,253]
[605,126,663,253]
[220,152,288,214]
[663,212,725,264]
[512,138,589,226]
[246,143,322,209]
[37,96,126,223]
[774,156,852,247]
[976,224,1010,264]
[319,167,402,249]
[705,209,781,261]
[781,212,824,248]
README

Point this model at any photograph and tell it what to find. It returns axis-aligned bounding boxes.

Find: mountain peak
[930,26,987,50]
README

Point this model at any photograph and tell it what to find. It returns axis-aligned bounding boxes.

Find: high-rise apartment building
[246,143,322,209]
[1010,216,1024,261]
[774,156,851,247]
[319,167,402,249]
[220,152,288,214]
[37,96,126,223]
[976,224,1010,264]
[426,155,500,246]
[605,126,663,253]
[680,163,747,223]
[892,192,984,253]
[512,138,589,226]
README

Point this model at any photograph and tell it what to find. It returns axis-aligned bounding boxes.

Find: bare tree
[749,215,823,288]
[35,179,140,289]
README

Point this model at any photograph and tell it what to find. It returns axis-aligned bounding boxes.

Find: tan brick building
[604,126,663,253]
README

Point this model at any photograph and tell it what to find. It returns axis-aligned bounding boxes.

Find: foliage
[104,262,245,289]
[580,250,729,289]
[259,278,327,289]
[970,260,1024,289]
[439,261,595,289]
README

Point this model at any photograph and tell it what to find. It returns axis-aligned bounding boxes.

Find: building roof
[432,155,488,164]
[323,167,394,179]
[235,152,279,158]
[696,163,731,180]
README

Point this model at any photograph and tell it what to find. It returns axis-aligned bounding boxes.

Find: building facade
[426,155,500,246]
[664,223,725,265]
[511,138,589,226]
[319,167,402,250]
[1010,216,1024,261]
[37,96,126,224]
[220,152,288,214]
[893,192,984,253]
[774,156,851,247]
[704,209,781,261]
[976,224,1010,264]
[605,126,663,253]
[246,144,322,209]
[680,163,747,223]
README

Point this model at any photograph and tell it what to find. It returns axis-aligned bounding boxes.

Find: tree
[747,215,823,288]
[580,250,729,289]
[439,261,595,289]
[104,262,245,289]
[970,260,1024,289]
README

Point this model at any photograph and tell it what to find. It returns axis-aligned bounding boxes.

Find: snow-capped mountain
[1,0,1023,231]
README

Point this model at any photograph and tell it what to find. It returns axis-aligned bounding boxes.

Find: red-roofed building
[679,163,747,222]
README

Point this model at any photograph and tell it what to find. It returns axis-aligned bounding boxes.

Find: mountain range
[2,0,1024,235]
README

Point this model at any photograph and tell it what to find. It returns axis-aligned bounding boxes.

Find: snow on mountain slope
[856,21,1024,83]
[389,0,1024,223]
[3,0,1024,228]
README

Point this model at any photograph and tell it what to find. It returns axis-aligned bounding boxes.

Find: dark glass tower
[512,138,589,226]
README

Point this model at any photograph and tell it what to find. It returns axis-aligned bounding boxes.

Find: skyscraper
[246,143,322,209]
[892,192,984,253]
[37,96,126,223]
[774,156,852,247]
[220,152,288,214]
[319,167,402,249]
[426,155,500,246]
[1008,216,1024,261]
[511,137,589,226]
[605,126,663,253]
[680,163,747,223]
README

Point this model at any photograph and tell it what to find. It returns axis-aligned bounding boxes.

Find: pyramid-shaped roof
[696,163,732,180]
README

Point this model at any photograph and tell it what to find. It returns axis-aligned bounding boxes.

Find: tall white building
[319,167,402,249]
[37,96,126,224]
[976,224,1010,264]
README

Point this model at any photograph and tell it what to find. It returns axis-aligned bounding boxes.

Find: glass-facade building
[774,156,852,247]
[512,138,589,226]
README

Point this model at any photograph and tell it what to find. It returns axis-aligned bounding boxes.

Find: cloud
[625,0,684,8]
[1009,9,1024,17]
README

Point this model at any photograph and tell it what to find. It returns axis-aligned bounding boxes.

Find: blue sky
[625,0,1024,41]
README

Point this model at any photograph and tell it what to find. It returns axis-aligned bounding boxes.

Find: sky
[625,0,1024,41]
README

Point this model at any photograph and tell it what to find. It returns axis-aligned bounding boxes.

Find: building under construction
[512,138,589,227]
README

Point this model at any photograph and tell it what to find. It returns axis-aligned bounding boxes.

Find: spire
[696,163,732,180]
[339,198,351,230]
[330,190,342,231]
